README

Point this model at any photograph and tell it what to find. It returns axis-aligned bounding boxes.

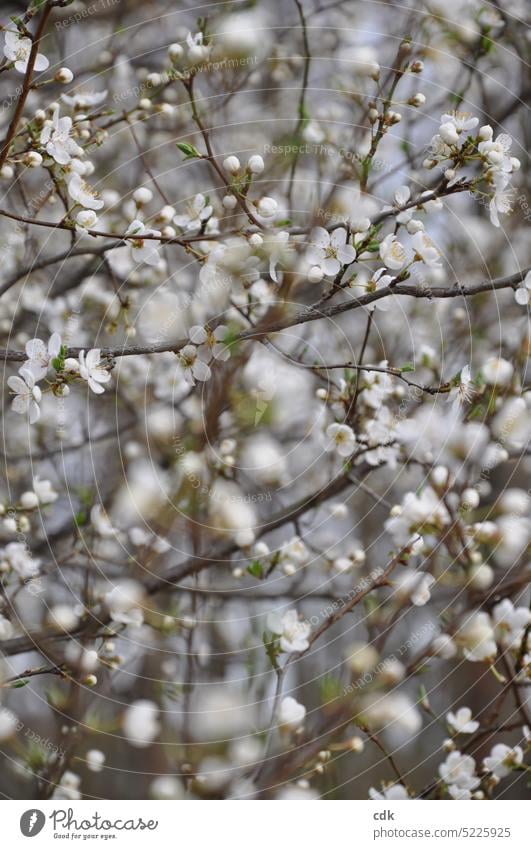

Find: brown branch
[0,2,54,169]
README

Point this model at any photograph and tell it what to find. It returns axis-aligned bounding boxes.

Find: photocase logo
[20,809,45,837]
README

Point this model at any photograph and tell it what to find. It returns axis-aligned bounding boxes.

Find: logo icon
[20,809,45,837]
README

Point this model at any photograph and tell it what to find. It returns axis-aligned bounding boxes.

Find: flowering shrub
[0,0,529,803]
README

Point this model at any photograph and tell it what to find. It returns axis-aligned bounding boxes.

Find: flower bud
[247,154,265,174]
[223,155,241,175]
[133,187,153,206]
[55,67,74,84]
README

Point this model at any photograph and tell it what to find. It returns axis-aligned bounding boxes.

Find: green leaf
[176,142,201,160]
[399,362,415,373]
[247,560,263,579]
[263,631,280,670]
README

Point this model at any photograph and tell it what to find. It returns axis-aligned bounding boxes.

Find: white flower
[53,771,81,801]
[188,325,230,362]
[483,744,523,779]
[411,231,441,267]
[76,209,98,229]
[123,700,160,747]
[0,541,40,579]
[448,364,476,411]
[492,398,531,450]
[79,349,111,394]
[105,579,144,627]
[393,185,413,224]
[24,332,61,380]
[8,366,42,423]
[90,504,118,538]
[256,196,278,218]
[173,194,213,233]
[439,111,479,147]
[306,227,356,276]
[447,707,479,735]
[488,172,513,227]
[439,751,480,790]
[223,155,241,175]
[479,132,513,169]
[40,108,83,165]
[248,154,265,174]
[361,692,422,736]
[394,569,435,606]
[0,706,18,740]
[366,268,395,311]
[125,219,161,266]
[369,783,409,800]
[278,696,306,730]
[150,776,185,799]
[280,536,309,565]
[515,270,531,306]
[379,233,408,270]
[178,344,212,385]
[448,785,472,800]
[32,476,58,505]
[86,749,105,773]
[481,357,513,387]
[431,634,457,659]
[491,599,531,650]
[267,609,311,653]
[48,604,79,632]
[0,615,14,640]
[186,31,210,64]
[455,611,497,662]
[3,30,49,74]
[267,229,291,283]
[361,362,394,409]
[384,487,449,547]
[326,423,356,457]
[67,172,104,210]
[61,90,108,110]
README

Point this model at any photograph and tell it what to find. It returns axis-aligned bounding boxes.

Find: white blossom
[325,423,356,457]
[0,541,40,579]
[189,325,230,362]
[447,707,479,735]
[24,332,61,380]
[178,344,212,385]
[40,108,83,165]
[448,365,476,410]
[515,270,531,306]
[8,366,42,423]
[267,609,311,653]
[307,227,356,276]
[278,696,306,730]
[379,233,408,270]
[394,569,435,607]
[439,751,480,791]
[125,219,161,266]
[3,30,48,74]
[369,783,409,800]
[123,700,160,747]
[173,194,213,233]
[67,172,104,210]
[455,611,497,662]
[483,744,523,779]
[79,349,111,394]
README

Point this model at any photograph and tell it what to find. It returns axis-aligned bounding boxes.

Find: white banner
[2,800,527,847]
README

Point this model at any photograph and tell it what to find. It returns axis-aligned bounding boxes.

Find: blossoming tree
[0,0,530,802]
